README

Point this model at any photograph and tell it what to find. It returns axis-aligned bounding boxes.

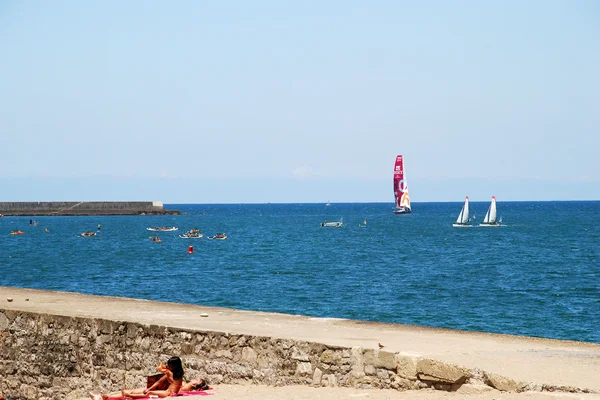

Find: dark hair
[167,356,184,380]
[193,379,209,391]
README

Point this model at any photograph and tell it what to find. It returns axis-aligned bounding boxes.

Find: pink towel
[106,390,213,399]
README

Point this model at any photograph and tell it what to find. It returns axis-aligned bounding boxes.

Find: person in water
[89,356,184,399]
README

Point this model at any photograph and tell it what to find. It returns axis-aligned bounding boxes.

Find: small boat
[359,218,367,228]
[321,218,343,227]
[10,230,24,235]
[453,196,472,227]
[393,155,412,214]
[326,201,331,207]
[208,233,227,240]
[147,227,178,232]
[480,196,501,226]
[81,232,96,237]
[179,229,203,238]
[151,236,162,242]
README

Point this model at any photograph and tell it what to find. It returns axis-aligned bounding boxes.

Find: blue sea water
[1,202,599,343]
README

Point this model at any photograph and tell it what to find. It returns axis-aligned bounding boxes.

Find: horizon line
[163,199,600,205]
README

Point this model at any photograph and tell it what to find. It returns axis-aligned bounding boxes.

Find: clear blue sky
[1,1,598,203]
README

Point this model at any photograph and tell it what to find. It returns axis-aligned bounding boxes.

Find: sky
[1,1,598,203]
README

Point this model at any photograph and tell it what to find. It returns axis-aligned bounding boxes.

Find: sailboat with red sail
[393,155,412,214]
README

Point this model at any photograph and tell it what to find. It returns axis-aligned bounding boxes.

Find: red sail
[393,155,405,208]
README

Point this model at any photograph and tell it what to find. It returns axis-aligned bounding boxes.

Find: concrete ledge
[0,287,599,400]
[417,358,470,384]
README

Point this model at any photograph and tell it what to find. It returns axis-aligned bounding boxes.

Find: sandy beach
[167,384,600,400]
[86,385,600,400]
[1,287,599,399]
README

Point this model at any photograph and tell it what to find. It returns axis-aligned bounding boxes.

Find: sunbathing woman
[89,356,184,400]
[181,377,209,392]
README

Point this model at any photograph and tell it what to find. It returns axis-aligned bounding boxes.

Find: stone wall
[0,310,568,400]
[0,202,179,216]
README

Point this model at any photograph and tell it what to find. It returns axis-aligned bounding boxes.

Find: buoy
[188,246,193,254]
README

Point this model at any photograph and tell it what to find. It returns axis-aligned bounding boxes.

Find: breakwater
[0,201,179,216]
[0,310,522,400]
[1,288,597,400]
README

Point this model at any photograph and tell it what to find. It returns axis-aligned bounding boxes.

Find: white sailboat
[359,218,367,228]
[480,196,500,226]
[452,196,471,227]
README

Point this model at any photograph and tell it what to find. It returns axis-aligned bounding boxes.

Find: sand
[196,384,600,399]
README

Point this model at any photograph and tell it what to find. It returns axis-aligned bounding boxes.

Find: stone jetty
[0,201,179,216]
[0,287,598,400]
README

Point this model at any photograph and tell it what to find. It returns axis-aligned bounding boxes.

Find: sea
[1,201,599,344]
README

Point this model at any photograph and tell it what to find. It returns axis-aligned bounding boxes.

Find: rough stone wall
[0,202,161,211]
[0,310,554,400]
[0,202,178,216]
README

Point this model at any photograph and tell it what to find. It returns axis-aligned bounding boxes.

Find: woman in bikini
[89,356,184,400]
[180,377,209,392]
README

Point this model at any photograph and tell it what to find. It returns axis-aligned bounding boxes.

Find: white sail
[455,197,470,224]
[456,208,464,224]
[400,189,411,209]
[481,196,498,225]
[482,208,490,224]
[400,159,411,211]
[489,196,497,223]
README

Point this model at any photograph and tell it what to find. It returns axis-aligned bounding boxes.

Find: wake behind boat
[147,226,178,232]
[480,196,501,226]
[453,196,472,227]
[393,154,412,214]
